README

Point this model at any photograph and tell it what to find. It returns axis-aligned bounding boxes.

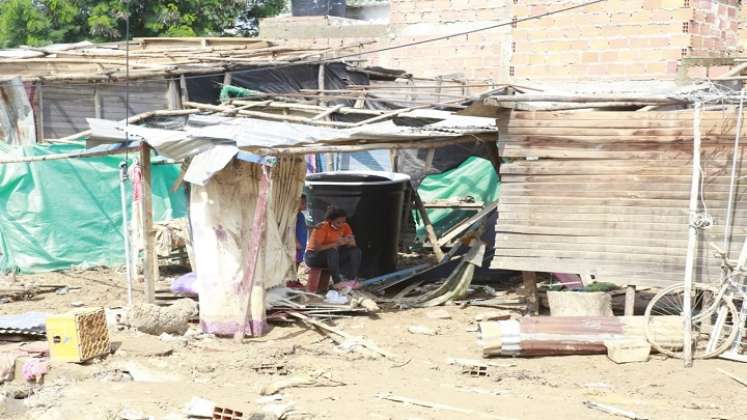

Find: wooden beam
[179,74,189,105]
[317,64,326,107]
[140,144,157,303]
[93,88,102,119]
[485,94,683,105]
[413,190,445,261]
[167,79,182,110]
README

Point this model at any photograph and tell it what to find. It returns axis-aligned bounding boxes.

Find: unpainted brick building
[260,0,746,82]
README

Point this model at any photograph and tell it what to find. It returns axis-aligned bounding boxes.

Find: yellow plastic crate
[46,307,110,363]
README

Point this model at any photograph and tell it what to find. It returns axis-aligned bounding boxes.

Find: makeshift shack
[81,100,498,336]
[478,86,747,289]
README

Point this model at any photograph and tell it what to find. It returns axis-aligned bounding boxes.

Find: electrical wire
[1,0,608,89]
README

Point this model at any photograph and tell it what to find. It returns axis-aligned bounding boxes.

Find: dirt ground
[2,269,747,420]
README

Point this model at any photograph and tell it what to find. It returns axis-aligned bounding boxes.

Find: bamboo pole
[683,102,703,367]
[183,101,356,128]
[140,144,157,304]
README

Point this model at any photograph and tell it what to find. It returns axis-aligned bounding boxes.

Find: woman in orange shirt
[304,207,362,286]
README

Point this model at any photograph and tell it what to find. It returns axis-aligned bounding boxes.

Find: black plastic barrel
[304,171,410,278]
[291,0,346,17]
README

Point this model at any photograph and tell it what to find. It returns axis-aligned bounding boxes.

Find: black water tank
[305,171,410,278]
[291,0,346,17]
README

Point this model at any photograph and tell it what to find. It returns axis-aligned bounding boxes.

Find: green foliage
[0,0,287,48]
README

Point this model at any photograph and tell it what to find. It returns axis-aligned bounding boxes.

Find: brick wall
[690,0,740,56]
[261,0,747,83]
[511,0,691,81]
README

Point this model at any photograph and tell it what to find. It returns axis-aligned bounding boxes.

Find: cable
[2,0,607,89]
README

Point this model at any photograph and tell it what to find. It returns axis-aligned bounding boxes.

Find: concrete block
[604,339,651,364]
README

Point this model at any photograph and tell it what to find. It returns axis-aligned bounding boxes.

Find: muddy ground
[1,269,746,420]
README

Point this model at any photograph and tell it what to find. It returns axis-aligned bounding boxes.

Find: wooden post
[389,149,399,172]
[35,83,44,141]
[223,72,232,87]
[140,144,157,303]
[624,285,636,316]
[179,74,189,106]
[167,79,182,110]
[424,149,435,172]
[317,64,326,107]
[93,88,102,119]
[412,190,445,262]
[683,102,703,367]
[522,271,539,315]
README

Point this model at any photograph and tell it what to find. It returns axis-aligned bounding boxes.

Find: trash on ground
[408,325,437,336]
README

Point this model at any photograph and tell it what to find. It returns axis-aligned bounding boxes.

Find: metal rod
[683,102,703,367]
[119,162,134,305]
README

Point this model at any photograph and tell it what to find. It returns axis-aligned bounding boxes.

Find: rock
[184,397,215,418]
[126,299,197,336]
[407,325,437,336]
[604,339,651,364]
[425,309,451,320]
[70,302,84,307]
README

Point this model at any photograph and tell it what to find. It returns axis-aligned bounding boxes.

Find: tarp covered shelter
[82,102,498,336]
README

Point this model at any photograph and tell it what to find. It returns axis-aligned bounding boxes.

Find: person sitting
[304,207,362,287]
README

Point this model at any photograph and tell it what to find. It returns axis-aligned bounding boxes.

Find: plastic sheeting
[0,143,186,273]
[415,156,500,238]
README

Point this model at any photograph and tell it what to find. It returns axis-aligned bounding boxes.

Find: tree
[0,0,287,48]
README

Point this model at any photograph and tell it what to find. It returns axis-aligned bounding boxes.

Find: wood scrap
[260,373,346,396]
[583,401,647,420]
[718,368,747,387]
[375,392,516,420]
[287,312,403,363]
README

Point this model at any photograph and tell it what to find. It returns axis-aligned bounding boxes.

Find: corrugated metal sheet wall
[491,109,747,288]
[40,81,170,139]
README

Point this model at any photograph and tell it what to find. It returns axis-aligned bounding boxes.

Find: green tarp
[416,156,500,238]
[0,143,186,273]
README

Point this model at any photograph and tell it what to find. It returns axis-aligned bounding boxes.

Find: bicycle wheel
[644,283,740,359]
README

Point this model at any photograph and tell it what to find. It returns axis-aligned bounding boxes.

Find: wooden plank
[505,126,747,137]
[500,133,734,147]
[494,225,702,238]
[506,110,746,121]
[502,174,747,185]
[500,189,735,200]
[496,203,743,216]
[503,118,743,130]
[413,189,445,261]
[498,212,747,225]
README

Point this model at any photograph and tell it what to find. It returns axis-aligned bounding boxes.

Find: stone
[604,339,651,364]
[125,299,197,336]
